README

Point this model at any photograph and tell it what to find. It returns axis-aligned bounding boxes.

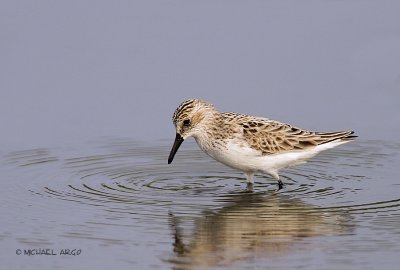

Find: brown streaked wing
[240,119,354,155]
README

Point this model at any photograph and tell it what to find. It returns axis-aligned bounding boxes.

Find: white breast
[196,137,350,178]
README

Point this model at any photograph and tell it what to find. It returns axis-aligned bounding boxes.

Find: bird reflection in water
[168,191,353,268]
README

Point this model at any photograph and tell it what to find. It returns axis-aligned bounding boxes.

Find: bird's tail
[315,130,357,145]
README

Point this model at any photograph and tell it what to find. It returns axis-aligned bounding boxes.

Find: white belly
[196,138,350,178]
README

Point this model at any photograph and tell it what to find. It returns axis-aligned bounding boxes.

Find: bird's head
[168,99,216,164]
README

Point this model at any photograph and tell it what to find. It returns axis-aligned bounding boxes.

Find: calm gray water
[1,138,399,269]
[2,1,400,269]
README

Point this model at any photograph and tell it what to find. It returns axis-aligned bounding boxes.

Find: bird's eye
[183,119,191,126]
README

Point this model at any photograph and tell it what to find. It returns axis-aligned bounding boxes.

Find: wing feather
[224,113,355,155]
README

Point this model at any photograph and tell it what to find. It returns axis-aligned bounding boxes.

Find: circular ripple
[3,139,400,229]
[2,138,400,269]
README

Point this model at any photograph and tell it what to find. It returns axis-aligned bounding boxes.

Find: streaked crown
[172,99,214,125]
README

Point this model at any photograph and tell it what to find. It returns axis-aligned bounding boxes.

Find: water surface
[0,138,399,269]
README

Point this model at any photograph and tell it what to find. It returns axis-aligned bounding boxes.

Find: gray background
[1,0,400,149]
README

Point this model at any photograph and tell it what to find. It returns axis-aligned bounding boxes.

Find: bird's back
[221,112,356,155]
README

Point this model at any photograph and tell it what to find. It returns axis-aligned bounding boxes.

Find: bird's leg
[245,172,254,188]
[268,171,283,191]
[277,179,283,190]
[245,172,254,184]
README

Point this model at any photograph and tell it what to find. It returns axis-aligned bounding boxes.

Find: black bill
[168,133,184,164]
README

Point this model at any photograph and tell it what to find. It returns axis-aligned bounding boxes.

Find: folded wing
[240,119,356,155]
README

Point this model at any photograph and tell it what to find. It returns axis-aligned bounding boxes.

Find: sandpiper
[168,99,356,190]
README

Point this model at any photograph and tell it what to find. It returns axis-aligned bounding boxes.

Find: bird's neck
[193,112,228,152]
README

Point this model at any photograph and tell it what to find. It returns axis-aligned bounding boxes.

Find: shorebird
[168,99,356,190]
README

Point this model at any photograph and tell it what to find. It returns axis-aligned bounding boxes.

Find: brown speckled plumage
[169,99,356,188]
[172,99,354,155]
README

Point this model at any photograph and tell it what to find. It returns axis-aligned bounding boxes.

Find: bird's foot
[276,180,284,191]
[246,182,254,192]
